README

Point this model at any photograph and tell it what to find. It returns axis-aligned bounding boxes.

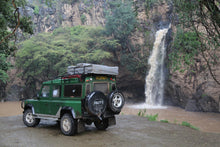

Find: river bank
[1,101,220,133]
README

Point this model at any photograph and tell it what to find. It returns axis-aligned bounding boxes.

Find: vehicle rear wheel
[85,91,107,116]
[60,113,76,136]
[94,119,109,130]
[23,109,40,127]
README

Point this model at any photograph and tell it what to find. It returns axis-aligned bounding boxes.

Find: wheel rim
[62,118,71,132]
[112,93,123,108]
[26,112,34,124]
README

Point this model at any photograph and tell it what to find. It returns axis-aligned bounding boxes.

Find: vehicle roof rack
[67,63,118,76]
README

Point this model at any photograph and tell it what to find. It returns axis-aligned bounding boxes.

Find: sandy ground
[1,101,220,133]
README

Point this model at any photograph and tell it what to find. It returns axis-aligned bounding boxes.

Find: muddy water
[1,101,220,133]
[0,101,23,117]
[122,105,220,133]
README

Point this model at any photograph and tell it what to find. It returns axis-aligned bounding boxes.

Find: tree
[0,0,33,99]
[0,0,33,83]
[105,0,150,74]
[170,0,220,84]
[16,26,119,95]
[105,0,136,45]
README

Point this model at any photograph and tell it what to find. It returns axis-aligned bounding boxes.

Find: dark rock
[185,99,201,112]
[198,95,219,112]
[5,85,24,101]
[39,7,45,16]
[47,7,56,15]
[0,82,6,100]
[164,82,188,108]
[24,6,34,18]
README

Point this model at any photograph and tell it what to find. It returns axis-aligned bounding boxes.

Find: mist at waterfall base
[130,26,170,109]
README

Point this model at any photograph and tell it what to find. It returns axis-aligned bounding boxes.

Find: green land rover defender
[21,63,125,136]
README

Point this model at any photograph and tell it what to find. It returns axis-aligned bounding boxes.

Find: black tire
[23,109,40,127]
[108,91,125,113]
[85,91,107,116]
[94,119,109,130]
[60,113,76,136]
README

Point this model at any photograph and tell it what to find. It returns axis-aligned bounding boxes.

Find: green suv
[21,63,125,136]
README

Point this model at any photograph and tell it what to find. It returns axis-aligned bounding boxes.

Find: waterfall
[145,26,170,106]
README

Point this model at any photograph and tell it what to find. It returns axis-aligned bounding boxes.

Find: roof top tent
[67,63,119,76]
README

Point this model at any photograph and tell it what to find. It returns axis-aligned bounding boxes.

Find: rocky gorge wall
[5,0,220,112]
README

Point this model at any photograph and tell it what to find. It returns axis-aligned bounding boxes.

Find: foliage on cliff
[106,0,136,45]
[105,0,149,74]
[170,0,220,84]
[16,26,119,89]
[0,0,33,83]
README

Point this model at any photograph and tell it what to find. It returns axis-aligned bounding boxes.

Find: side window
[64,85,82,97]
[41,85,50,97]
[52,85,61,98]
[86,84,90,95]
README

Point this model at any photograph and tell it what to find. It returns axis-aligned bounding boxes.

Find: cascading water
[145,26,170,107]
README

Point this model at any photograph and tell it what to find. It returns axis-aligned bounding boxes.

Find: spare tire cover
[85,91,107,116]
[108,91,125,113]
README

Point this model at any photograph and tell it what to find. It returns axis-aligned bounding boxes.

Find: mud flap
[77,119,85,133]
[108,116,116,126]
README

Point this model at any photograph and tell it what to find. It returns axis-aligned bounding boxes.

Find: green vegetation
[137,109,158,121]
[0,0,33,88]
[80,14,87,25]
[160,120,169,123]
[105,0,136,44]
[34,5,39,15]
[169,28,200,72]
[0,0,33,99]
[138,109,147,117]
[181,121,200,131]
[137,110,199,130]
[171,0,220,85]
[105,0,149,75]
[146,114,158,121]
[16,26,119,92]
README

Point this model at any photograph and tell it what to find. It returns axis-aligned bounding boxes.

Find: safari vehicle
[21,63,125,136]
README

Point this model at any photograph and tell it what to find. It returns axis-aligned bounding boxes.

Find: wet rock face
[165,51,220,112]
[0,82,6,100]
[5,85,23,101]
[198,95,219,112]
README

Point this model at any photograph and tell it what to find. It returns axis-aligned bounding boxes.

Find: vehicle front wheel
[60,113,76,136]
[23,109,40,127]
[94,119,109,130]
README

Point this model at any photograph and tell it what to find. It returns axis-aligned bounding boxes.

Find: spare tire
[85,91,107,116]
[108,91,125,113]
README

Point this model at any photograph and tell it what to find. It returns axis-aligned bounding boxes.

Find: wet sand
[1,101,220,133]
